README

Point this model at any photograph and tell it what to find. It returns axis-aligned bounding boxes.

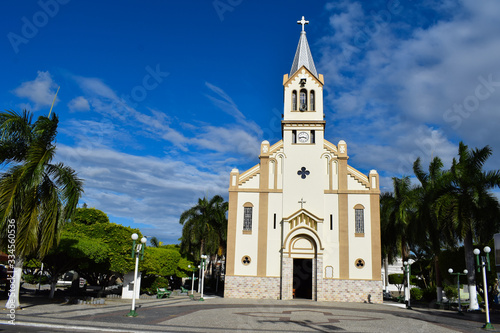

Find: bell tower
[281,16,327,222]
[282,16,325,147]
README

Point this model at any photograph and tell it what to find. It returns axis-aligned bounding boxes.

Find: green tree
[438,142,500,310]
[179,195,228,260]
[380,177,418,298]
[142,247,185,277]
[63,213,140,287]
[0,110,83,308]
[42,230,110,298]
[71,207,109,225]
[380,192,400,291]
[389,273,405,296]
[380,177,416,262]
[412,156,452,301]
[149,236,161,248]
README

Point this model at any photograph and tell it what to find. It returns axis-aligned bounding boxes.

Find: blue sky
[2,0,500,244]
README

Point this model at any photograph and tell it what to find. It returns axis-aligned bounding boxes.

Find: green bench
[180,286,189,294]
[156,287,171,299]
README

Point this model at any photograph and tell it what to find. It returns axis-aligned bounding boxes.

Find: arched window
[354,204,365,234]
[299,89,307,111]
[243,202,253,231]
[310,90,315,111]
[292,90,297,111]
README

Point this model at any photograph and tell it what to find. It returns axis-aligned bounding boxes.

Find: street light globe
[198,265,201,269]
[188,265,191,269]
[408,259,415,265]
[484,246,491,253]
[473,248,480,255]
[463,269,468,274]
[404,261,408,266]
[141,237,147,244]
[448,268,453,274]
[131,233,138,240]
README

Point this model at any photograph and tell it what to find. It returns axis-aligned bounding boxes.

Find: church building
[224,17,382,303]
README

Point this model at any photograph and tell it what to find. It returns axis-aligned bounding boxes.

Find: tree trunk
[434,255,443,302]
[464,230,479,310]
[5,256,24,309]
[49,280,57,299]
[383,256,389,292]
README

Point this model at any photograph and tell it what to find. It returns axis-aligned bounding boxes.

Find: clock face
[298,131,309,143]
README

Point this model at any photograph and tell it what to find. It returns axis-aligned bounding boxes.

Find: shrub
[422,285,437,302]
[444,285,458,301]
[22,273,49,284]
[141,275,169,294]
[410,287,423,301]
[477,292,484,304]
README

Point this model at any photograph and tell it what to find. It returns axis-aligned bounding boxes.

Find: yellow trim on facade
[371,193,382,280]
[226,191,238,276]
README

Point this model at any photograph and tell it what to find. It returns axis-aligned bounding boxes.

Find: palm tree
[438,142,500,310]
[382,177,417,261]
[149,236,161,248]
[413,157,452,302]
[0,110,83,308]
[380,176,417,298]
[179,195,228,262]
[380,192,399,292]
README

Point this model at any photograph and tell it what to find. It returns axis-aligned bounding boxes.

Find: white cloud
[319,0,500,181]
[204,82,262,136]
[55,144,229,243]
[68,96,90,112]
[13,71,59,111]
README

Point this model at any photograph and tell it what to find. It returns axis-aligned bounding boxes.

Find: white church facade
[224,17,383,303]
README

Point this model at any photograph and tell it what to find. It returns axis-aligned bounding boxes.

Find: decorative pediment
[238,164,260,186]
[347,166,370,189]
[284,66,324,88]
[283,209,323,231]
[323,140,338,156]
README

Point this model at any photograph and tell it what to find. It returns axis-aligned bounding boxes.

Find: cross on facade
[297,16,309,31]
[298,198,306,209]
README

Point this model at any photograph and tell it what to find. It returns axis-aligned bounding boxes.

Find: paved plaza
[1,295,499,332]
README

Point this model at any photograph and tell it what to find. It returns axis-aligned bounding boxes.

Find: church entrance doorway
[293,258,312,299]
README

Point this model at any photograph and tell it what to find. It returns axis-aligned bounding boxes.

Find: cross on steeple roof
[290,16,318,78]
[297,16,309,31]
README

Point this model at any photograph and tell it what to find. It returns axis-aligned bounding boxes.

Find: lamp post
[188,265,195,298]
[403,259,414,309]
[448,268,468,314]
[474,246,493,329]
[127,233,146,317]
[197,264,201,292]
[200,254,208,301]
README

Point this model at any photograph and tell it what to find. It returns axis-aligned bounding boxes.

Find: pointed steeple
[290,16,318,78]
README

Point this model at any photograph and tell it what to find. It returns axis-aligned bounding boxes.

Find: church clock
[298,131,309,143]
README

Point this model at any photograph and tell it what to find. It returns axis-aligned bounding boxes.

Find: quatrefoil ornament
[297,167,310,179]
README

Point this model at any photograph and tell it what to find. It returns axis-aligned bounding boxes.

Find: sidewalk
[1,294,500,332]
